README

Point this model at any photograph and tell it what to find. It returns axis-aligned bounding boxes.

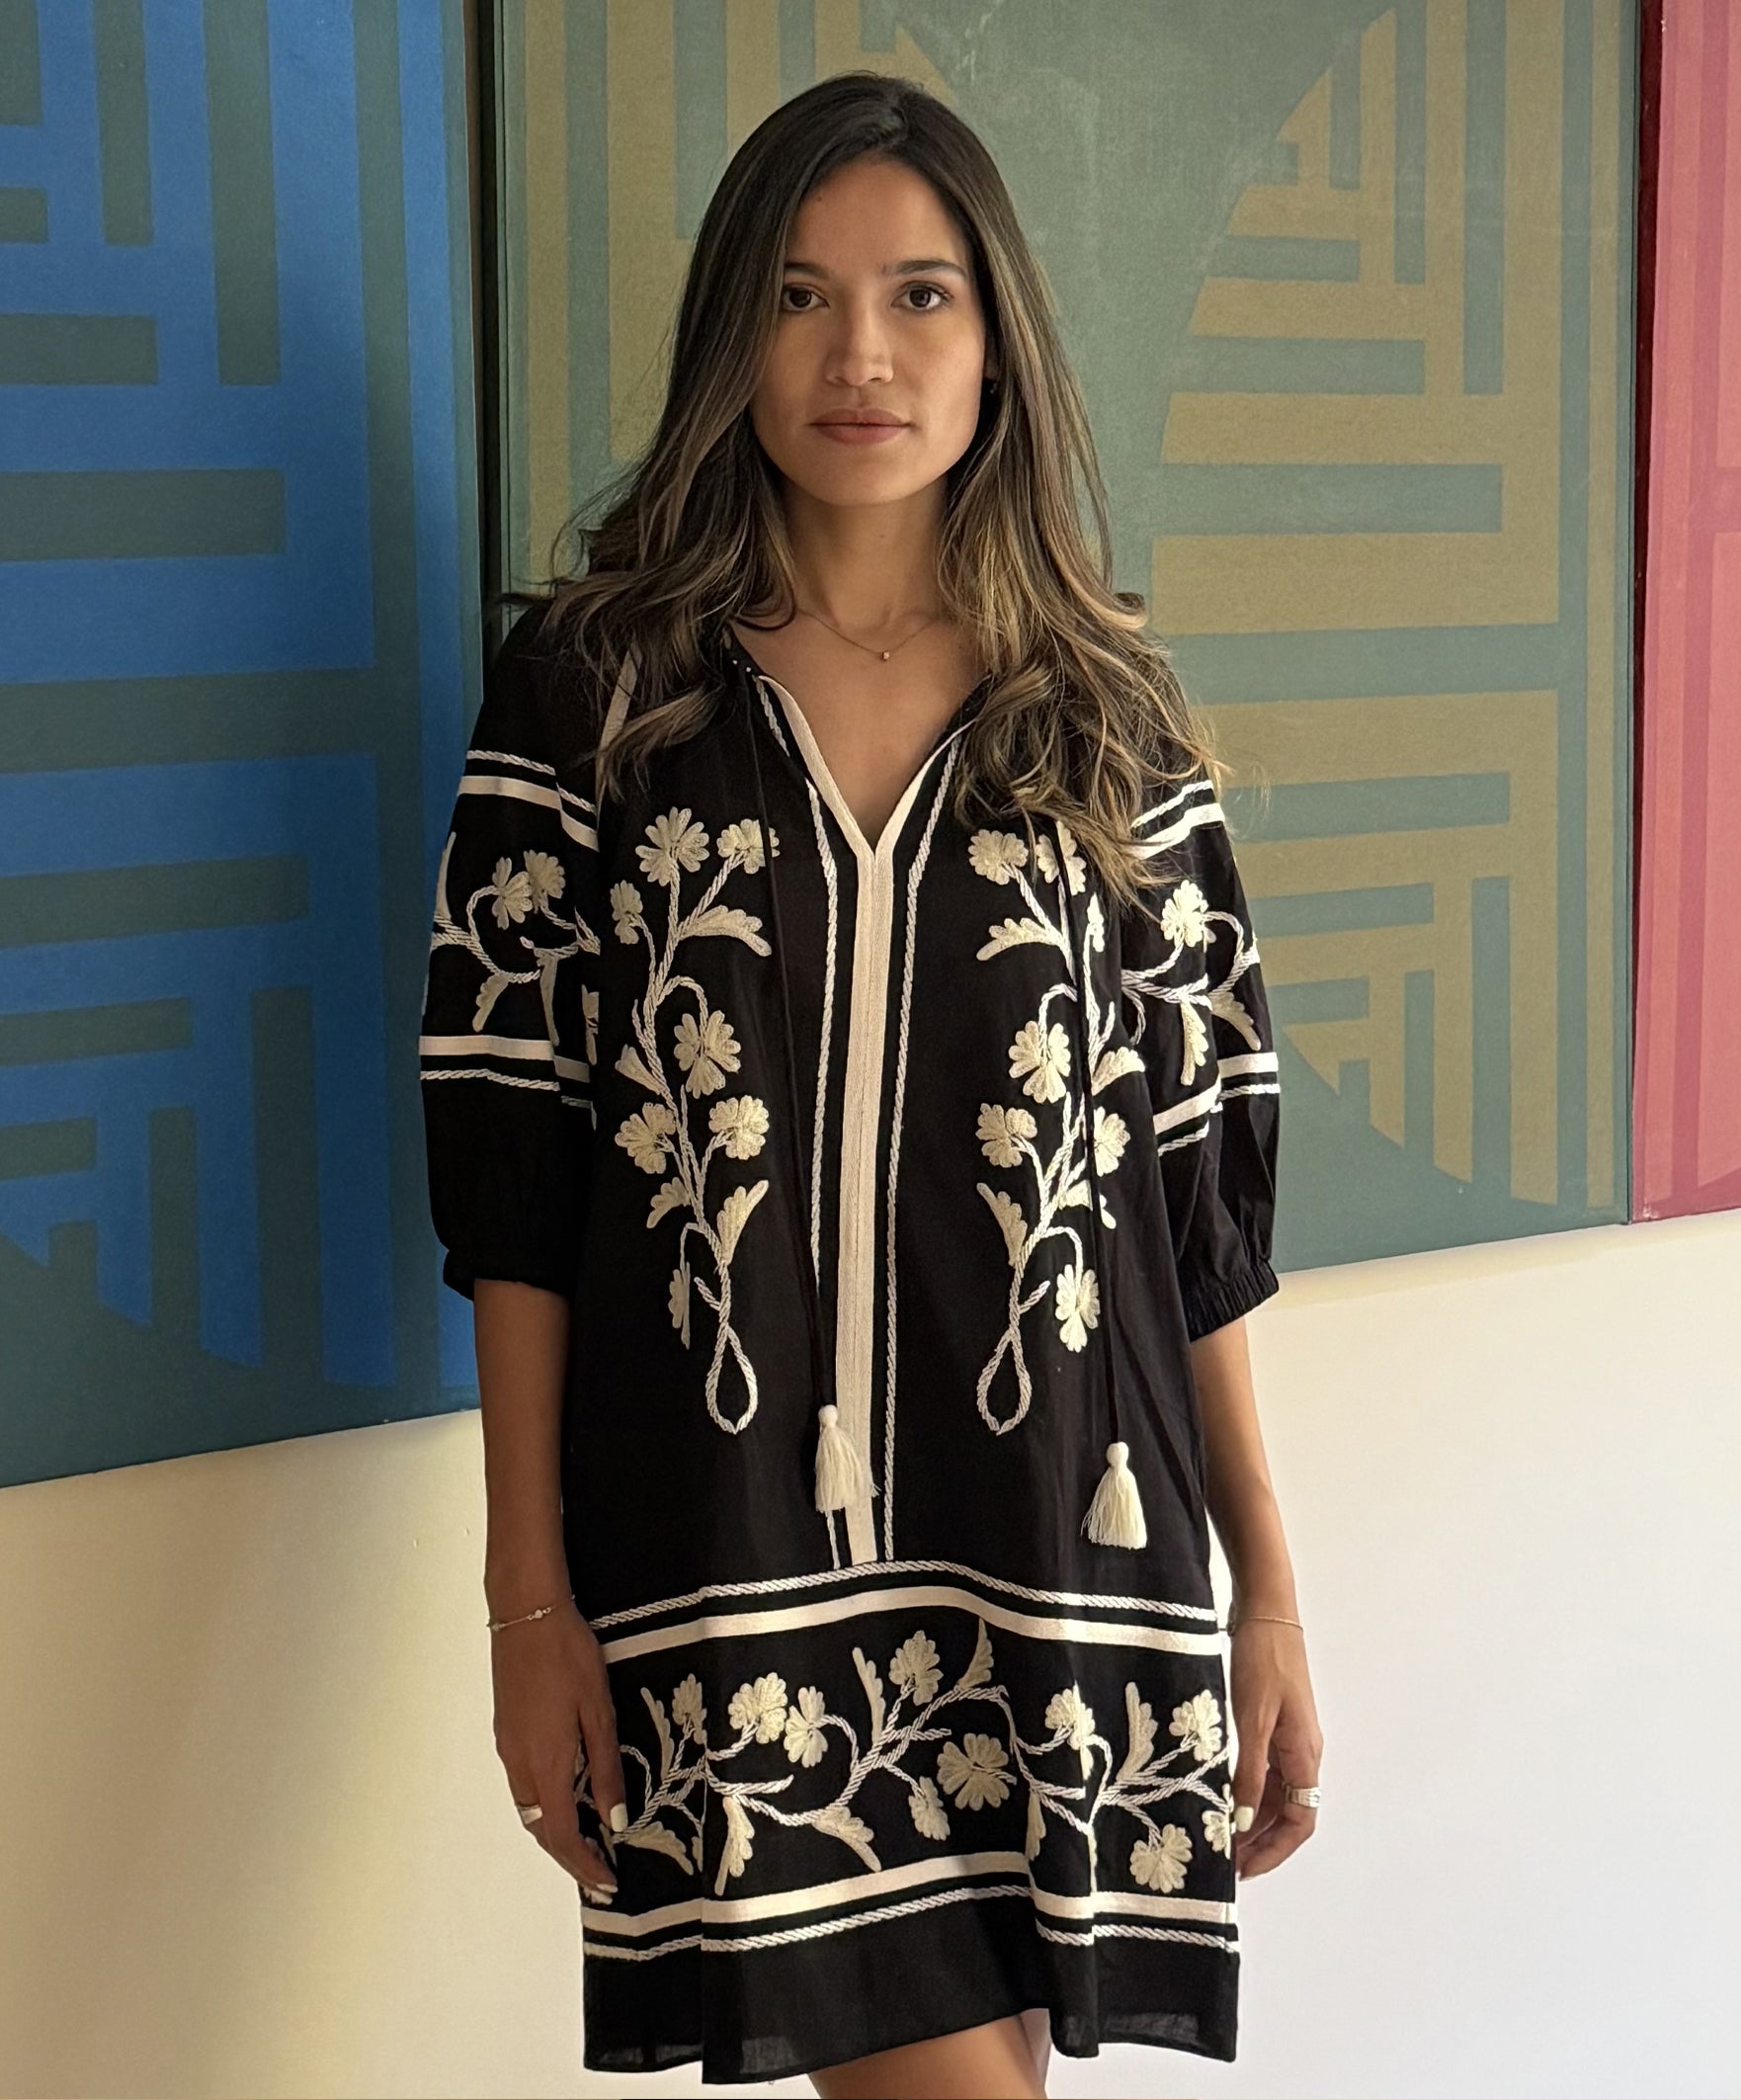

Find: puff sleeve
[1118,764,1283,1341]
[418,606,602,1301]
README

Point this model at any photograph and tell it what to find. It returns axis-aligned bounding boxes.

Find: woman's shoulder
[480,594,614,776]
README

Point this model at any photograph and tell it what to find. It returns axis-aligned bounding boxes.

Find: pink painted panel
[1634,0,1741,1218]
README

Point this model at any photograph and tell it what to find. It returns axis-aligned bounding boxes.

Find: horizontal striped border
[598,1580,1226,1670]
[467,744,596,813]
[1151,1051,1281,1143]
[580,1848,1238,1958]
[586,1553,1222,1641]
[419,1030,588,1079]
[456,768,596,848]
[1132,776,1220,857]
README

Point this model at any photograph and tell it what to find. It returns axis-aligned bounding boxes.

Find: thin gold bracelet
[486,1592,573,1634]
[1227,1610,1304,1634]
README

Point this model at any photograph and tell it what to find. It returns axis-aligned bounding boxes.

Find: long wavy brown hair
[500,69,1242,921]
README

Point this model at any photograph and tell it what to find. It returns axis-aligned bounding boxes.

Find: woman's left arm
[1191,1313,1324,1879]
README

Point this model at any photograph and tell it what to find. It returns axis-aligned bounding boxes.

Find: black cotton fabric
[418,604,1283,2085]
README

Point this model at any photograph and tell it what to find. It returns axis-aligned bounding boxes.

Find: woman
[420,71,1322,2098]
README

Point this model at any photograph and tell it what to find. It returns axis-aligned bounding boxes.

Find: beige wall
[4,1211,1737,2099]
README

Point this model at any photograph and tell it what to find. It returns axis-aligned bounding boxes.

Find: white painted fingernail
[609,1802,628,1833]
[1234,1804,1255,1832]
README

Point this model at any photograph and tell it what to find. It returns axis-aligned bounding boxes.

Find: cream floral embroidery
[1130,1823,1193,1892]
[966,817,1135,1430]
[573,1615,1232,1905]
[1053,1260,1100,1352]
[1121,850,1263,1092]
[609,809,782,1433]
[429,834,600,1044]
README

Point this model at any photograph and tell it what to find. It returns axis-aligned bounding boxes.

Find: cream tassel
[813,1402,867,1513]
[1082,1439,1147,1549]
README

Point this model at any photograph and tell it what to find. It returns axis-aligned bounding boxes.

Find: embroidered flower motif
[968,829,1030,884]
[572,1617,1233,1910]
[581,986,599,1066]
[1169,1689,1224,1761]
[668,1264,690,1345]
[673,1008,741,1095]
[611,816,779,1434]
[937,1730,1013,1809]
[522,848,565,911]
[728,1673,788,1744]
[1034,834,1058,883]
[784,1685,829,1767]
[708,1094,770,1159]
[1161,878,1210,949]
[487,854,535,929]
[618,1100,678,1173]
[610,880,644,943]
[718,817,778,871]
[1202,1782,1238,1857]
[1054,1260,1100,1351]
[976,1101,1037,1168]
[430,803,598,1083]
[1044,1684,1097,1760]
[1092,1106,1129,1174]
[637,807,710,887]
[910,1774,951,1841]
[889,1631,942,1705]
[1009,1018,1070,1103]
[1130,1824,1193,1892]
[672,1674,706,1741]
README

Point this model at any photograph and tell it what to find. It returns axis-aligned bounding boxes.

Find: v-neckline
[725,630,987,864]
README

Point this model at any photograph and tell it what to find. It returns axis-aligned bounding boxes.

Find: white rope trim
[585,1554,1222,1633]
[881,741,963,1556]
[456,772,597,850]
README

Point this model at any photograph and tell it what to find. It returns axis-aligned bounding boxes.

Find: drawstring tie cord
[1056,826,1148,1551]
[735,632,1141,1545]
[742,657,868,1517]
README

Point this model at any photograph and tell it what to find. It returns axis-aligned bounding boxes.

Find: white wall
[3,1209,1737,2100]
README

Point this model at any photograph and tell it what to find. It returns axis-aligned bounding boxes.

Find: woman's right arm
[417,604,622,1895]
[474,1278,570,1620]
[474,1278,627,1901]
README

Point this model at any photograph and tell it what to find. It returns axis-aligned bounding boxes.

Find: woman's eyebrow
[781,257,970,280]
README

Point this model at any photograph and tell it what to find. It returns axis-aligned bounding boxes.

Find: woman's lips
[812,420,909,444]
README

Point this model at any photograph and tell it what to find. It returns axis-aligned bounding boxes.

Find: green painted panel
[494,0,1637,1273]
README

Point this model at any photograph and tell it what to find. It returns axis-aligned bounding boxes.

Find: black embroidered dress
[418,605,1283,2085]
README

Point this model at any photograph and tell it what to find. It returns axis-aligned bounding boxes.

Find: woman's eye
[779,284,952,312]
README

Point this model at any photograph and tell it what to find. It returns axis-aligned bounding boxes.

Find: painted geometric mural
[0,0,482,1485]
[496,0,1639,1278]
[1634,0,1741,1223]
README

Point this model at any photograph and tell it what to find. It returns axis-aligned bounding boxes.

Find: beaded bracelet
[487,1592,574,1634]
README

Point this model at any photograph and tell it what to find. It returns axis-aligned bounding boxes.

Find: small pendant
[880,649,890,660]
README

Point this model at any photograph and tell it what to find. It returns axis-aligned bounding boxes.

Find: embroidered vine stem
[610,811,778,1435]
[576,1616,1233,1903]
[969,822,1133,1434]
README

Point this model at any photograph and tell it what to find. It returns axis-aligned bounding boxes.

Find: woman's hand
[1227,1620,1323,1879]
[491,1596,627,1902]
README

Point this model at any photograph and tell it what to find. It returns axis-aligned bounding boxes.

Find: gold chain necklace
[792,604,947,662]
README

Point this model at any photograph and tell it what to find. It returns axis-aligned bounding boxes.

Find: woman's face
[748,155,993,514]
